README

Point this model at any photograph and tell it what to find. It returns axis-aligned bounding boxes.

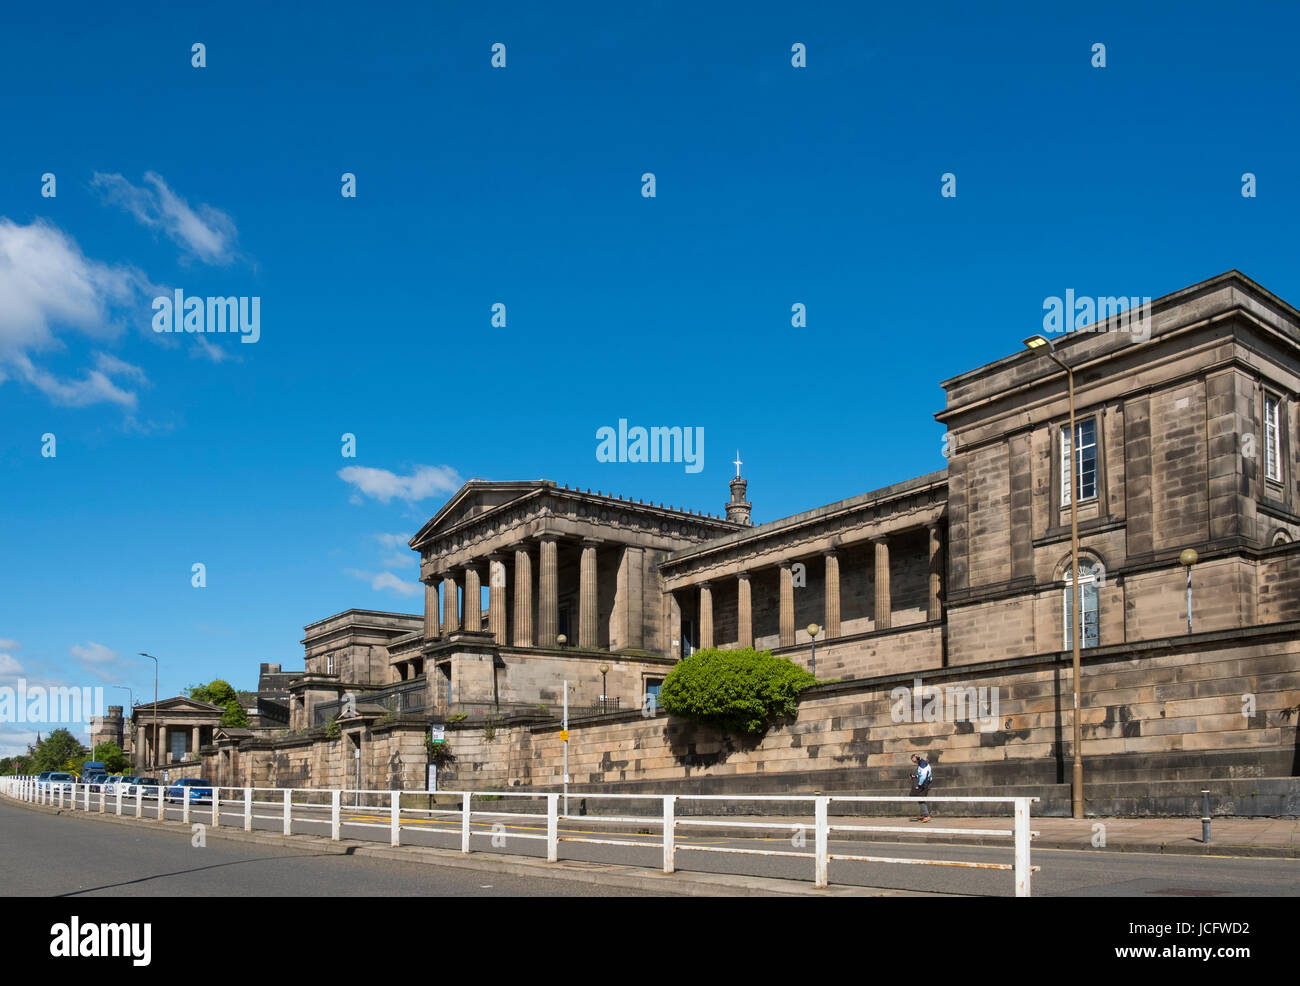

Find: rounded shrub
[658,647,818,735]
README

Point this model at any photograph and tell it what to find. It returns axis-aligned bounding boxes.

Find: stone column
[424,581,439,638]
[699,582,714,650]
[736,572,753,648]
[442,573,460,633]
[136,723,146,769]
[824,551,841,638]
[538,535,559,647]
[191,725,200,757]
[488,555,508,645]
[928,523,944,621]
[579,539,599,649]
[873,536,891,630]
[158,725,167,764]
[513,547,533,646]
[779,563,795,648]
[463,564,482,633]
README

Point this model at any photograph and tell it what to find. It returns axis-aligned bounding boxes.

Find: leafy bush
[92,741,129,773]
[658,647,817,735]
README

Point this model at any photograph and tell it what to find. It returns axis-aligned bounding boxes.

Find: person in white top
[910,754,933,822]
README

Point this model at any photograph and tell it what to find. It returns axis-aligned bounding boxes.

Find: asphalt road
[0,798,651,896]
[9,792,1298,896]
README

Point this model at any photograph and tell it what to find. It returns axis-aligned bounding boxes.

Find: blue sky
[2,1,1297,754]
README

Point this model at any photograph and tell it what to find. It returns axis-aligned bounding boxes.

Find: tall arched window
[1063,565,1100,649]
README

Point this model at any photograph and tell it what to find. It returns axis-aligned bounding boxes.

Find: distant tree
[92,741,129,773]
[185,680,238,707]
[220,699,250,728]
[32,728,88,773]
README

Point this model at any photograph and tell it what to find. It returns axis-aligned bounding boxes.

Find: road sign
[430,726,445,744]
[559,730,569,742]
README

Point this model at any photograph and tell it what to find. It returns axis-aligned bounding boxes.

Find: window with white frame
[1264,392,1282,483]
[1060,418,1098,506]
[326,653,335,675]
[1063,565,1099,649]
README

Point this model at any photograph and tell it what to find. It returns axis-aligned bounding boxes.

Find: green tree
[185,679,238,706]
[92,741,129,773]
[32,728,88,773]
[220,699,250,728]
[659,647,818,735]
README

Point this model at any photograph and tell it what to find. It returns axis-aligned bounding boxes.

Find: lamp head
[1179,548,1199,568]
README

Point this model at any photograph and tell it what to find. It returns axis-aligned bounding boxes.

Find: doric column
[928,523,944,621]
[191,725,200,757]
[579,539,599,649]
[699,582,714,650]
[488,555,508,645]
[442,572,460,633]
[736,572,753,648]
[779,563,795,648]
[824,550,841,638]
[136,724,146,769]
[158,726,167,764]
[424,580,439,639]
[513,547,533,646]
[873,536,891,630]
[538,535,559,647]
[463,564,482,633]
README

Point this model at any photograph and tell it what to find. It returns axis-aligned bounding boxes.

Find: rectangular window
[1064,573,1099,649]
[1265,392,1282,482]
[326,654,335,675]
[1060,419,1098,506]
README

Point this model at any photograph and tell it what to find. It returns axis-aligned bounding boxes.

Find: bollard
[1201,789,1211,845]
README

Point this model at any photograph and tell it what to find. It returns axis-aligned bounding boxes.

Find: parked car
[36,771,52,782]
[46,772,75,791]
[125,777,160,797]
[165,778,213,804]
[85,773,108,792]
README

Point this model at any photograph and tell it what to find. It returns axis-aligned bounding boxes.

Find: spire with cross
[733,450,743,478]
[726,449,752,525]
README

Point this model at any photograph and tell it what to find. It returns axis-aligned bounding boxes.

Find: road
[0,798,651,896]
[8,793,1298,896]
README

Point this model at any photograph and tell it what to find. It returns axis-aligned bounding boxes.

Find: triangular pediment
[132,696,224,718]
[410,480,550,549]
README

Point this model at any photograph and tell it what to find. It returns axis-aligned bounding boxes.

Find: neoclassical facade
[211,269,1298,799]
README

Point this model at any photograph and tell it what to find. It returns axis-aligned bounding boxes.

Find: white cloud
[0,652,23,680]
[69,641,124,681]
[0,639,20,650]
[93,171,240,265]
[375,533,412,548]
[0,218,146,358]
[345,569,421,598]
[0,218,154,408]
[338,465,462,504]
[0,727,39,759]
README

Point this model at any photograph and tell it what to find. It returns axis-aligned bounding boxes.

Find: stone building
[206,270,1299,811]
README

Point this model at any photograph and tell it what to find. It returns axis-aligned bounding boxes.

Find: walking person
[910,754,933,822]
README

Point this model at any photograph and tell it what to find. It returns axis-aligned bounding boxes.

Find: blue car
[165,778,213,803]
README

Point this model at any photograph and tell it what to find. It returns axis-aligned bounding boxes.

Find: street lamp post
[1024,335,1085,820]
[806,624,821,677]
[138,653,159,771]
[599,663,610,714]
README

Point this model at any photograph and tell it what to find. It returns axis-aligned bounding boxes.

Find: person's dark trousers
[911,782,931,818]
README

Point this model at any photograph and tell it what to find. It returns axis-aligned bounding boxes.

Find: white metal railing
[0,776,1039,895]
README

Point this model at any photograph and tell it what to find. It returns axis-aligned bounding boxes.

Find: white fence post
[282,788,292,836]
[390,791,401,847]
[183,785,191,824]
[1014,797,1032,898]
[244,787,252,832]
[83,784,90,812]
[115,785,123,816]
[211,787,219,828]
[331,789,341,841]
[814,796,829,889]
[135,785,143,819]
[662,795,676,874]
[157,784,164,821]
[546,793,558,862]
[460,793,471,853]
[99,785,105,814]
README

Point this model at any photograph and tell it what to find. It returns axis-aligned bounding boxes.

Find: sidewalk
[664,813,1300,857]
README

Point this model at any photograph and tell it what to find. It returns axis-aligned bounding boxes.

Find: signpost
[562,680,569,816]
